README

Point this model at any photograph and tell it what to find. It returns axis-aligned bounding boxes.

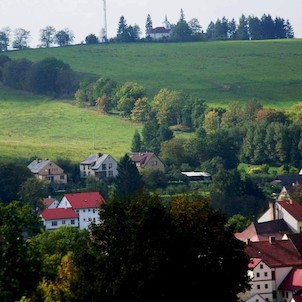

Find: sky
[0,0,301,47]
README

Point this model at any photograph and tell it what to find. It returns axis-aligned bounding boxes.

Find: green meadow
[1,39,302,163]
[6,39,302,107]
[0,86,142,163]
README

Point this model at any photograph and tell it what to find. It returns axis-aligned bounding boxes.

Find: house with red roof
[130,152,165,173]
[279,269,302,302]
[238,237,302,302]
[258,199,302,233]
[58,192,105,229]
[42,196,59,209]
[40,208,79,230]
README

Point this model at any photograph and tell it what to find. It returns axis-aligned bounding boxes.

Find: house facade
[58,191,105,229]
[40,208,79,230]
[80,153,118,180]
[238,237,302,302]
[130,152,165,173]
[258,199,302,233]
[27,158,67,185]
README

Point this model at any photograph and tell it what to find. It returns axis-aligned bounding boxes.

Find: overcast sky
[1,0,301,47]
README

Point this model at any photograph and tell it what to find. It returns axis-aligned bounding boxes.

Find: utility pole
[101,0,108,42]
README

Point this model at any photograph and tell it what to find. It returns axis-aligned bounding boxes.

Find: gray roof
[91,154,110,170]
[27,159,50,173]
[80,153,103,165]
[80,153,111,170]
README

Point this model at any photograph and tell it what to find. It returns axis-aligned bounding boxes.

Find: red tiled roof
[278,200,302,221]
[64,192,105,209]
[131,152,155,168]
[148,27,171,34]
[41,208,78,220]
[249,257,262,269]
[42,197,57,208]
[292,295,302,302]
[279,269,302,291]
[245,239,302,268]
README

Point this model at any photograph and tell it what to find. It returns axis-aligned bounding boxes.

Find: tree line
[0,9,294,50]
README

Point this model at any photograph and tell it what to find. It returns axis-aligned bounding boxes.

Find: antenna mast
[102,0,108,42]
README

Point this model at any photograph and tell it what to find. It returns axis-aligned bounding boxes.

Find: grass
[2,39,302,163]
[0,85,142,163]
[6,39,302,108]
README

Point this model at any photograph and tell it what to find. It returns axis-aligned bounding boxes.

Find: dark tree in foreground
[79,193,250,301]
[0,201,42,302]
[0,162,33,204]
[113,153,145,198]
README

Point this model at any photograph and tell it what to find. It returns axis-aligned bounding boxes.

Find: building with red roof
[58,191,105,229]
[40,208,79,230]
[238,237,302,302]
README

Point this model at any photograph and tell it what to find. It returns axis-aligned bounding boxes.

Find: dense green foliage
[80,193,251,300]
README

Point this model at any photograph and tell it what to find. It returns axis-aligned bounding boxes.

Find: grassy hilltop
[6,39,302,107]
[1,39,302,163]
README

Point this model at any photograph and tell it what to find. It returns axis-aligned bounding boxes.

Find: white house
[80,153,118,180]
[58,191,105,229]
[258,199,302,233]
[40,208,79,230]
[238,237,302,302]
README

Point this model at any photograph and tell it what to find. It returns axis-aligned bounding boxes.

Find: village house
[27,158,67,185]
[40,208,79,230]
[57,191,105,229]
[40,191,106,230]
[42,196,59,209]
[130,152,165,173]
[238,236,302,302]
[80,153,118,180]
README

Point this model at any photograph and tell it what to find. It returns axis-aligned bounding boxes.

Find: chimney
[246,238,251,245]
[269,201,276,221]
[269,236,276,244]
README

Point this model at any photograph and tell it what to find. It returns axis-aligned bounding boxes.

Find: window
[60,175,65,179]
[265,284,268,289]
[260,264,263,269]
[83,209,85,212]
[108,171,113,177]
[52,221,58,226]
[109,163,112,169]
[256,272,260,277]
[300,226,302,232]
[62,220,65,225]
[102,164,106,170]
[264,272,268,277]
[257,285,260,290]
[88,209,91,212]
[93,209,95,213]
[71,219,75,225]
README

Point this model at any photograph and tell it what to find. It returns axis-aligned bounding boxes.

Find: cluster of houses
[27,152,302,301]
[27,152,165,230]
[236,170,302,302]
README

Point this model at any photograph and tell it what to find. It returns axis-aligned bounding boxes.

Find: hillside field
[1,39,302,163]
[0,85,142,163]
[6,39,302,107]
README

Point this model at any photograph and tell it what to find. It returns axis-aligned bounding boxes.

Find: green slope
[6,39,302,107]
